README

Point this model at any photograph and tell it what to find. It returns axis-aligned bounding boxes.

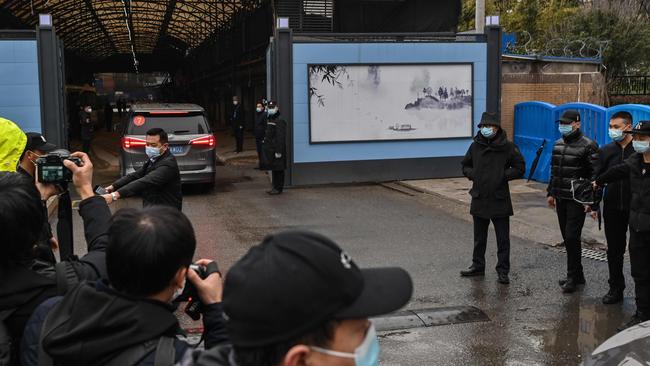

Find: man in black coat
[596,120,650,330]
[79,105,94,154]
[254,100,268,169]
[595,111,634,304]
[262,101,287,195]
[547,110,600,293]
[230,96,244,153]
[460,112,525,284]
[106,128,182,210]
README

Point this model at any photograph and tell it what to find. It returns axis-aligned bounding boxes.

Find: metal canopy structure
[1,0,262,62]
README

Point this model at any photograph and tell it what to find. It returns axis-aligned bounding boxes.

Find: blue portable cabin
[513,101,556,183]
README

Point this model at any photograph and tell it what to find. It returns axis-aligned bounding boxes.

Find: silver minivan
[119,103,216,187]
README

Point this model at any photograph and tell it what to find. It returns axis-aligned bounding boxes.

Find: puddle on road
[527,299,636,362]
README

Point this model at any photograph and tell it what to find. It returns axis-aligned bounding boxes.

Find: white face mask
[311,323,380,366]
[85,107,92,113]
[171,278,186,302]
[233,100,239,106]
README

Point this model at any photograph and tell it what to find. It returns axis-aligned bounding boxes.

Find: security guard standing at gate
[596,120,650,330]
[595,111,634,305]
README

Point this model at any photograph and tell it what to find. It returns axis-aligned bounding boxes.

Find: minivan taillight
[122,137,147,149]
[190,135,215,148]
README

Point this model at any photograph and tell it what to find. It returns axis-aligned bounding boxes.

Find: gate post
[486,25,502,119]
[273,27,293,186]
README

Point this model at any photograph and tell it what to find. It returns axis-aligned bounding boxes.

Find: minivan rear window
[127,113,209,135]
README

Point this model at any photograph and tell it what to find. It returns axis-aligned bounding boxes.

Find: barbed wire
[505,31,609,59]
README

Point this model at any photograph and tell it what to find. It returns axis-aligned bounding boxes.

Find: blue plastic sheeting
[292,42,488,164]
[514,102,650,183]
[0,40,42,133]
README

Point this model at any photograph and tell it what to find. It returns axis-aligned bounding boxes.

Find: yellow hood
[0,117,27,172]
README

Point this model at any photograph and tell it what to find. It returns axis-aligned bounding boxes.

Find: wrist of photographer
[62,152,94,200]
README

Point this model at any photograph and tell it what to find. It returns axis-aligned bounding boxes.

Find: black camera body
[174,262,220,320]
[36,151,82,184]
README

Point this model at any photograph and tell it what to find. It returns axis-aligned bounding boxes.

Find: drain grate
[557,248,608,262]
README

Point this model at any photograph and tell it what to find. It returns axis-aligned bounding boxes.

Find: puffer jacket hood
[0,117,27,172]
[41,280,179,365]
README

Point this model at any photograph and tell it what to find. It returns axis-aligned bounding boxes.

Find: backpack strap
[54,261,79,296]
[153,337,175,366]
[103,336,176,366]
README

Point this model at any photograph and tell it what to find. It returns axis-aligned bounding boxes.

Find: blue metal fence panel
[607,104,650,128]
[513,101,556,183]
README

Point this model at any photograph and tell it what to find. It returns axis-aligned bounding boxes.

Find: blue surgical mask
[145,146,161,159]
[480,126,495,138]
[267,108,278,116]
[256,107,263,113]
[609,129,624,142]
[311,323,379,366]
[559,124,573,136]
[633,140,650,154]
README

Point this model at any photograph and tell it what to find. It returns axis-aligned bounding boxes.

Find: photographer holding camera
[0,140,110,366]
[27,206,227,366]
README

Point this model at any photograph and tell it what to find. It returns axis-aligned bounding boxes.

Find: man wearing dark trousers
[596,111,634,304]
[231,96,244,153]
[460,112,525,284]
[596,121,650,329]
[547,110,600,293]
[105,128,182,210]
[262,101,287,195]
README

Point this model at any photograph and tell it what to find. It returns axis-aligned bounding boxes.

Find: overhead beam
[156,0,177,47]
[82,0,119,54]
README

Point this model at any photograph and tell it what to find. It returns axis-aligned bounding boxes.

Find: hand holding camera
[175,259,222,320]
[35,151,94,200]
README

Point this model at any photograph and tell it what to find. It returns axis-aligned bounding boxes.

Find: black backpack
[0,262,79,366]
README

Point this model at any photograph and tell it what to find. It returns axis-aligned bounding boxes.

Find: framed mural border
[306,61,476,145]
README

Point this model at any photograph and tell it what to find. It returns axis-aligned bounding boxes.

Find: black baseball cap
[625,120,650,135]
[25,132,57,153]
[557,110,580,124]
[223,230,413,347]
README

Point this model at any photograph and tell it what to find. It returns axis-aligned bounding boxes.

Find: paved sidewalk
[399,178,607,249]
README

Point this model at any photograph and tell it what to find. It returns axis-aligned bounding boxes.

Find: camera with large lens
[174,261,220,320]
[36,150,82,184]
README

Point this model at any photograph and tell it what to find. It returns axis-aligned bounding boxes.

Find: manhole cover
[372,306,490,331]
[558,248,608,262]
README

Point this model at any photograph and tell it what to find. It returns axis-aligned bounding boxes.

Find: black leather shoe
[602,289,624,305]
[561,278,582,293]
[559,276,586,286]
[497,273,510,285]
[266,189,282,195]
[460,266,485,277]
[617,312,650,331]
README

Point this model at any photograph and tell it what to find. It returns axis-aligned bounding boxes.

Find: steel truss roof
[1,0,261,59]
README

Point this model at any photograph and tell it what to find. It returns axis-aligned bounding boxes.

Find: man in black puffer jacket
[460,112,525,285]
[596,121,650,330]
[547,110,600,293]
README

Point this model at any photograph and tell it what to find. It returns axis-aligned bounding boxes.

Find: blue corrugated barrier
[514,102,650,183]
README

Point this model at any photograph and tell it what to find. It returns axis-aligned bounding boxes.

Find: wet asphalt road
[67,158,637,366]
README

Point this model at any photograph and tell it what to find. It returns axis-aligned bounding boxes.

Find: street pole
[475,0,485,33]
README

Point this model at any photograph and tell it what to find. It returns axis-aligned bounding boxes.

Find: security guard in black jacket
[547,110,600,293]
[460,112,526,284]
[261,101,287,195]
[596,120,650,330]
[106,128,182,210]
[595,111,634,305]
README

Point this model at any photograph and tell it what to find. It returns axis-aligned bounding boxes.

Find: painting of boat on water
[308,63,473,143]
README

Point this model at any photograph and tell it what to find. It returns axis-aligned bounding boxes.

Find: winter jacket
[598,141,634,212]
[23,281,228,366]
[179,344,235,366]
[230,105,244,131]
[261,114,287,171]
[254,112,267,140]
[461,129,525,218]
[0,196,110,364]
[79,111,94,141]
[113,149,182,210]
[596,153,650,232]
[547,129,600,200]
[0,117,27,172]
